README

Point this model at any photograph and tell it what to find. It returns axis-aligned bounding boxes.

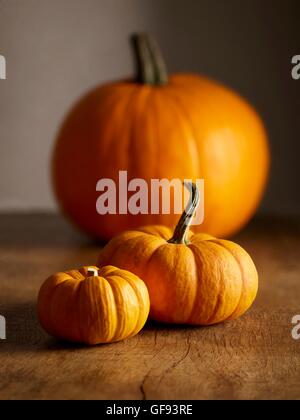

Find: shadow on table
[0,213,299,249]
[0,302,209,354]
[0,213,107,248]
[0,302,98,353]
[232,213,300,241]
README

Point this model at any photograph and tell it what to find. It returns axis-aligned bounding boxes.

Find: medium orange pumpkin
[37,266,150,345]
[53,33,269,240]
[98,183,258,325]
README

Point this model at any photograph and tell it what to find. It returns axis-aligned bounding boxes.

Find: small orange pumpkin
[37,266,150,345]
[53,33,269,240]
[98,183,258,325]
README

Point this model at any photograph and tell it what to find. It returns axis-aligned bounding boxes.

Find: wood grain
[0,214,300,400]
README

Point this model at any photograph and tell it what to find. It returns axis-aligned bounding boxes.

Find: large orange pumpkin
[98,183,258,325]
[53,33,269,240]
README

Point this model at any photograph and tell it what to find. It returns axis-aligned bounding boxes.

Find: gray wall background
[0,0,299,214]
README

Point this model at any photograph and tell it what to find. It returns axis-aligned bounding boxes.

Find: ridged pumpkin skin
[98,227,258,325]
[52,36,269,241]
[37,266,150,345]
[99,177,258,326]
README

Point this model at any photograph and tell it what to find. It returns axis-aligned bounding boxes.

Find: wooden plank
[0,214,299,400]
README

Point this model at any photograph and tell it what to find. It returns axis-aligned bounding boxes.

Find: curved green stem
[168,182,200,245]
[131,33,168,85]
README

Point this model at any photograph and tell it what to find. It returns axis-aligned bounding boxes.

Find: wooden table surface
[0,214,299,400]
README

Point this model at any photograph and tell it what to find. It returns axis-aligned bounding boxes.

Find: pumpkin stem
[168,182,200,245]
[131,33,168,85]
[87,268,99,277]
